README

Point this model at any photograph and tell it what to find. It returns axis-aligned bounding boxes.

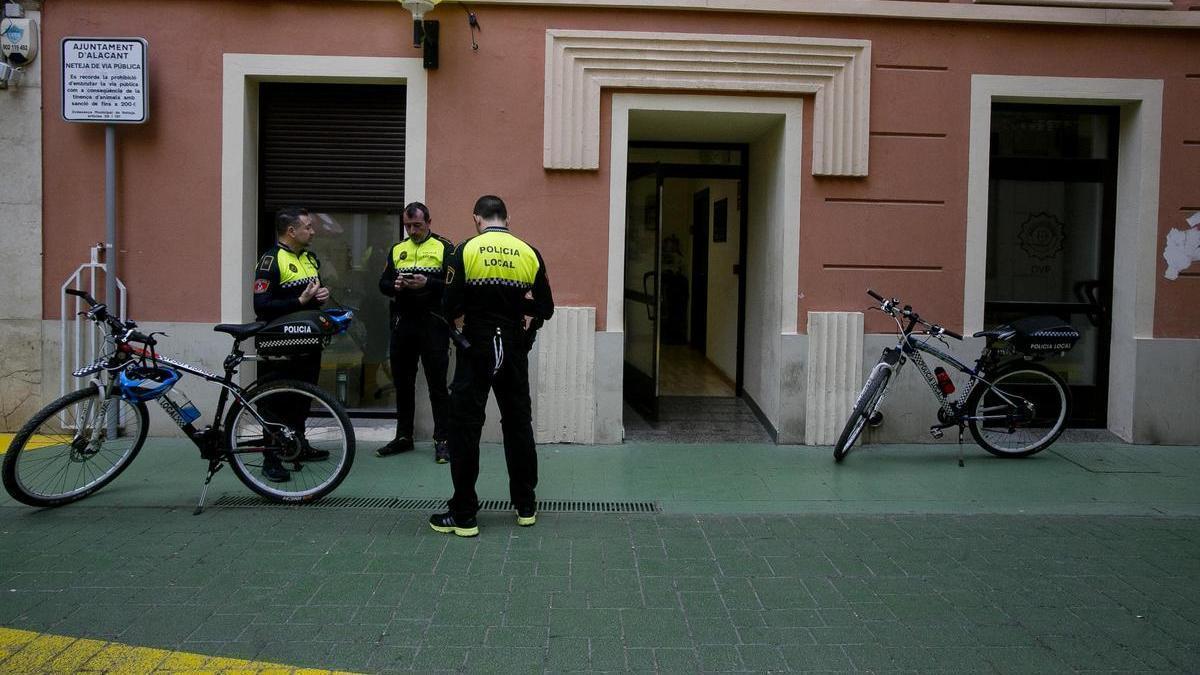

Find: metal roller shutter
[259,83,407,213]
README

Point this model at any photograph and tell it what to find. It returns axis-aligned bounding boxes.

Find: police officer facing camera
[252,207,331,482]
[377,202,455,463]
[429,195,554,538]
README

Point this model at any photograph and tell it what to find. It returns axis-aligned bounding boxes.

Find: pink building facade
[2,0,1198,444]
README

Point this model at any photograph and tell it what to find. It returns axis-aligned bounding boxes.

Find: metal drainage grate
[212,495,660,513]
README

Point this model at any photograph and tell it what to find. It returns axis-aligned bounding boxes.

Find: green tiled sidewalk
[2,441,1199,672]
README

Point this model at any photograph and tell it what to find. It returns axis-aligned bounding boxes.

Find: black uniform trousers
[389,313,451,441]
[256,352,322,436]
[447,326,537,520]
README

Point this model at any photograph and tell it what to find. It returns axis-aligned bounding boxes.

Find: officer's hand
[299,281,319,304]
[393,276,408,292]
[314,286,331,304]
[408,273,428,289]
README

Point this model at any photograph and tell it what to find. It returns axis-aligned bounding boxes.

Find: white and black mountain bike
[834,289,1080,464]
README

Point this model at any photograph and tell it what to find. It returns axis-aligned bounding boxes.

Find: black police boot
[298,437,330,462]
[262,453,290,483]
[376,436,415,457]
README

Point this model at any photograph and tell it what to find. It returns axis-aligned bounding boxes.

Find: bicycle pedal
[929,427,944,440]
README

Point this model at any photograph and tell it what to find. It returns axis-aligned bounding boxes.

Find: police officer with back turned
[253,207,331,482]
[429,195,554,538]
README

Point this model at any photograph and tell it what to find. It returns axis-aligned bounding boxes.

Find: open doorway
[622,144,770,442]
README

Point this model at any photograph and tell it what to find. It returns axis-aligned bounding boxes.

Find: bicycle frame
[78,336,285,459]
[873,309,1031,430]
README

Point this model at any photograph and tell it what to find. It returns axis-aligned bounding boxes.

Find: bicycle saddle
[972,328,1015,339]
[213,321,267,339]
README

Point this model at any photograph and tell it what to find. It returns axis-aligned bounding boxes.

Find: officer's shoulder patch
[398,250,408,261]
[446,266,456,285]
[258,255,274,272]
[254,279,269,294]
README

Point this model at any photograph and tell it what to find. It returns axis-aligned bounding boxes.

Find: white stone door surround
[608,93,805,435]
[220,54,428,324]
[964,75,1163,442]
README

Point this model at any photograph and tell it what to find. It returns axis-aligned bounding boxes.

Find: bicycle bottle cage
[254,309,348,357]
[118,365,181,402]
[993,315,1081,358]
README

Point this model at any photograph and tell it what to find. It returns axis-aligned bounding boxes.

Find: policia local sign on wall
[61,37,149,123]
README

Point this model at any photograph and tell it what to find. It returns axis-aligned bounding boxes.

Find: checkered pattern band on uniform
[256,337,327,349]
[466,279,534,288]
[398,266,442,274]
[279,277,319,289]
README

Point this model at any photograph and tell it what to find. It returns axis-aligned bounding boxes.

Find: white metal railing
[60,243,126,402]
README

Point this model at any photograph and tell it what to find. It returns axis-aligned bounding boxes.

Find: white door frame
[607,93,804,433]
[964,75,1163,441]
[220,54,427,324]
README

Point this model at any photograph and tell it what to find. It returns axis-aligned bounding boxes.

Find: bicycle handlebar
[865,289,962,341]
[65,288,154,346]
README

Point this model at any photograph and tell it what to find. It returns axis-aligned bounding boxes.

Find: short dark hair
[472,195,507,222]
[275,207,310,236]
[403,201,431,222]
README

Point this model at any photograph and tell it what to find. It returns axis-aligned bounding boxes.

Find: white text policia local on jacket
[462,232,541,285]
[480,244,521,268]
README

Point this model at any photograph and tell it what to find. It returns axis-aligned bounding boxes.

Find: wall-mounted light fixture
[399,0,440,69]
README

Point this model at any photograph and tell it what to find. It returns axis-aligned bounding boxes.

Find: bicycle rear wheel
[966,362,1069,457]
[2,385,148,507]
[834,368,891,463]
[224,379,355,502]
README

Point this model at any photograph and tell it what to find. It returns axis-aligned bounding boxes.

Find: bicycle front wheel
[224,379,355,502]
[2,385,148,507]
[966,362,1070,457]
[834,368,891,463]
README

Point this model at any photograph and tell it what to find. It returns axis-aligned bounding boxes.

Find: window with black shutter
[257,82,408,413]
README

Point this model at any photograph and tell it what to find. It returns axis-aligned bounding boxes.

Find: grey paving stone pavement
[1,440,1198,672]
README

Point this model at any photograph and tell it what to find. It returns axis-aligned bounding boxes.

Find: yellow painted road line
[0,626,363,674]
[1,434,67,456]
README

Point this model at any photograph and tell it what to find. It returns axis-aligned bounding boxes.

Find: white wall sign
[61,37,148,123]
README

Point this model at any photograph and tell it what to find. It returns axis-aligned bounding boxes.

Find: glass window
[305,212,401,410]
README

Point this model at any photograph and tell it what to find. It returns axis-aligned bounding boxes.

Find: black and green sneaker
[515,506,536,527]
[429,511,479,537]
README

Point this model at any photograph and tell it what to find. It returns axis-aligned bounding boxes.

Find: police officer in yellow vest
[253,207,331,482]
[429,195,554,537]
[376,202,455,462]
